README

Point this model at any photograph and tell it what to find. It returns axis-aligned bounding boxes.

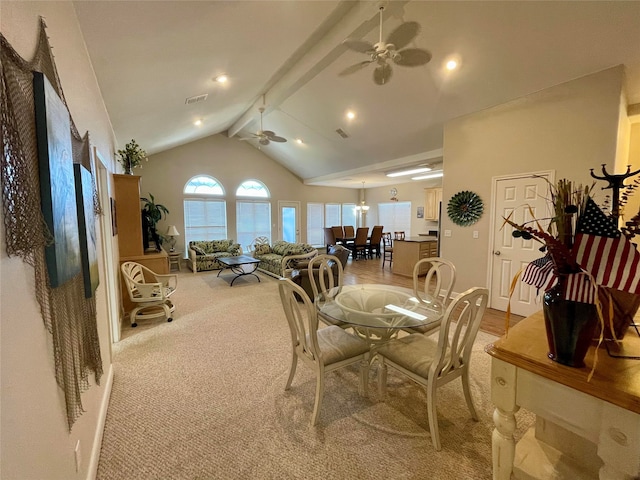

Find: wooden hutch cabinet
[113,174,168,312]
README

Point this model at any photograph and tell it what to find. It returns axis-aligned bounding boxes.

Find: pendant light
[355,181,369,212]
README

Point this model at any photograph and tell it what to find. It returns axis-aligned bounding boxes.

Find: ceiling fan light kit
[340,5,432,85]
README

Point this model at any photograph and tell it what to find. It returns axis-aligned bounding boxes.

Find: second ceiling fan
[340,5,431,85]
[242,104,287,146]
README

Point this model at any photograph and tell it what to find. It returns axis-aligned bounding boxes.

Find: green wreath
[447,191,483,226]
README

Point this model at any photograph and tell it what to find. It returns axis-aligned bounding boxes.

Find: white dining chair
[278,278,370,426]
[404,257,456,336]
[307,254,349,329]
[376,287,489,450]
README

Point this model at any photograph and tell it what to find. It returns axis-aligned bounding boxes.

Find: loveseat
[251,238,317,278]
[187,239,242,273]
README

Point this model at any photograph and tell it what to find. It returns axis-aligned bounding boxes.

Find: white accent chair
[121,261,178,327]
[307,254,349,329]
[278,278,370,426]
[376,287,489,450]
[404,257,456,335]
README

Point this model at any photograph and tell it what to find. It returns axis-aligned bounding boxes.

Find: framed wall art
[74,164,100,297]
[34,71,81,288]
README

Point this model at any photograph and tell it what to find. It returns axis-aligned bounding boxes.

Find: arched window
[183,176,227,244]
[235,180,271,250]
[236,179,269,198]
[184,175,224,195]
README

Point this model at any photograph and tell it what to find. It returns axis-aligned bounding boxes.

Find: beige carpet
[97,271,533,480]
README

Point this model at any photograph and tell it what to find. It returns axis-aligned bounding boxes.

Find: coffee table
[217,255,261,286]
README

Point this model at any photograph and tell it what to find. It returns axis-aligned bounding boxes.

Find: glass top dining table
[315,284,444,339]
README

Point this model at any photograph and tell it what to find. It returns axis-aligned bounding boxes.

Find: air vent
[185,94,208,105]
[335,128,349,139]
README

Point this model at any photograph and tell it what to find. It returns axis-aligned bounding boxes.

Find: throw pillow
[254,244,271,255]
[191,244,206,255]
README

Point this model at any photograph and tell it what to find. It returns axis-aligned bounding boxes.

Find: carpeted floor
[97,271,533,479]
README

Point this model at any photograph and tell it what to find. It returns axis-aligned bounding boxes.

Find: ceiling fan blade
[342,38,375,54]
[386,21,420,50]
[262,130,276,137]
[339,60,374,76]
[373,63,392,85]
[258,138,270,146]
[393,48,432,67]
[269,136,287,143]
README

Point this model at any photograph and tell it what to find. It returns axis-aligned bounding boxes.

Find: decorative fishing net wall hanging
[1,18,103,430]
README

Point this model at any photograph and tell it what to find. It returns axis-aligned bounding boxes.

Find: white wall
[441,66,624,293]
[1,3,116,479]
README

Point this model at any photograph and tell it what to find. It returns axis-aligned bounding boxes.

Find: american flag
[574,198,640,295]
[522,255,555,290]
[522,255,596,303]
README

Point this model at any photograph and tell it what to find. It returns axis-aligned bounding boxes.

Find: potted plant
[116,139,147,174]
[141,193,169,251]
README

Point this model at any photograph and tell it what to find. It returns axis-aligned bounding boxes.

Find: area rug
[97,271,533,479]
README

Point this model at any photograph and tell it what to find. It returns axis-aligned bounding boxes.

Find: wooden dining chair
[343,225,355,238]
[324,227,336,251]
[278,278,370,425]
[367,225,384,259]
[331,226,345,245]
[382,232,393,269]
[376,287,489,450]
[348,227,369,260]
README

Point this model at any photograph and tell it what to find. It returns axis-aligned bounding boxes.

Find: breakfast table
[315,284,444,343]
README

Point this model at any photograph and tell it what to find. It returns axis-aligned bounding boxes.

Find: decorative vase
[542,280,598,368]
[123,161,132,175]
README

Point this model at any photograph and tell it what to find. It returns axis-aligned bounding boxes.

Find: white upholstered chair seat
[375,334,439,378]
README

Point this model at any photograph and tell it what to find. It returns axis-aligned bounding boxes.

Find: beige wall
[441,66,624,294]
[626,122,640,223]
[138,134,443,251]
[1,3,116,479]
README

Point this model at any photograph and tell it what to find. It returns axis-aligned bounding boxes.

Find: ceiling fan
[339,5,431,85]
[241,106,287,146]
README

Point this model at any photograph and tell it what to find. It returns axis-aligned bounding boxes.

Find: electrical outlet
[74,440,81,473]
[473,230,479,239]
[444,230,452,237]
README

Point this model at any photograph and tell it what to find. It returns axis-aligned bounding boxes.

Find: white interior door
[279,201,300,243]
[489,171,554,317]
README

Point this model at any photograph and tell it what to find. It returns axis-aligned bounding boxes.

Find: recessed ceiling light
[194,119,202,126]
[346,110,356,120]
[387,167,432,177]
[412,172,443,180]
[446,60,458,70]
[295,138,304,144]
[215,74,228,83]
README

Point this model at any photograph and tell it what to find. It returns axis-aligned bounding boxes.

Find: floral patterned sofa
[187,239,243,273]
[251,238,317,278]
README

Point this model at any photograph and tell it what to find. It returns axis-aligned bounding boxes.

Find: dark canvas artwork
[34,71,81,288]
[74,164,100,297]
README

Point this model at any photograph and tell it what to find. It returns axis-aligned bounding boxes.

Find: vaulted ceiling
[74,0,640,188]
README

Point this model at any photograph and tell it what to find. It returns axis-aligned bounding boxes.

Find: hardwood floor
[342,255,524,337]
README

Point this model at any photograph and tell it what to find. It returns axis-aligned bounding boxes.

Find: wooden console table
[486,311,640,480]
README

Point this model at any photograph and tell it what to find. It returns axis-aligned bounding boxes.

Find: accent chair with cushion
[278,278,370,426]
[188,239,243,273]
[121,261,178,327]
[376,287,489,450]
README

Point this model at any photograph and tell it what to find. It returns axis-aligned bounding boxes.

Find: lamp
[355,181,369,212]
[166,225,180,252]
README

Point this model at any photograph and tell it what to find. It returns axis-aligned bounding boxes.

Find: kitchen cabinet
[424,187,443,221]
[392,238,438,277]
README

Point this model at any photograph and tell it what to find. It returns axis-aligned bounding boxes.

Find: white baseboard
[87,364,114,480]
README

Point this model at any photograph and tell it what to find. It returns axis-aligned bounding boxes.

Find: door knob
[494,251,501,256]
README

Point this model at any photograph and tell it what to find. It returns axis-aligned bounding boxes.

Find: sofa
[251,239,317,278]
[187,239,243,273]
